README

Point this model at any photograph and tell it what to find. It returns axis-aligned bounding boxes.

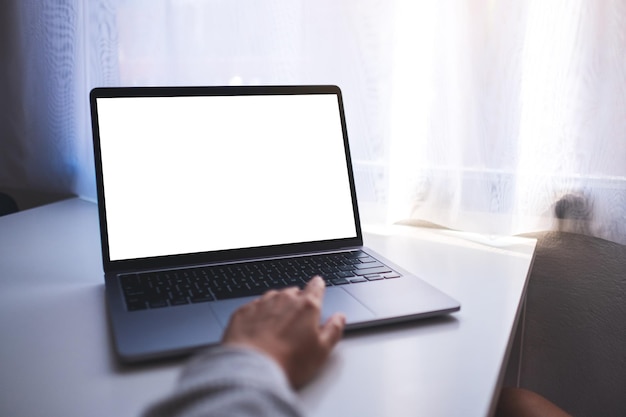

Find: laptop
[90,85,460,363]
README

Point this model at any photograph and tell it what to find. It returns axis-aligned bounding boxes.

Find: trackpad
[322,287,375,324]
[210,288,376,329]
[343,277,459,318]
[210,296,259,328]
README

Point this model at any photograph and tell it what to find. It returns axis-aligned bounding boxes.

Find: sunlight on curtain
[514,0,626,242]
[386,0,626,242]
[514,0,586,234]
[389,0,531,234]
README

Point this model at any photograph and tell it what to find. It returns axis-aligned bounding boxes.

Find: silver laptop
[90,85,460,363]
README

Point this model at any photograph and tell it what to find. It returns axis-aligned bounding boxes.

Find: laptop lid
[90,85,363,273]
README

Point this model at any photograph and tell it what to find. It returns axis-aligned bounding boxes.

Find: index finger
[303,275,326,303]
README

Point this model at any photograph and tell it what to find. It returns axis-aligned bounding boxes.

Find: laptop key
[344,251,369,259]
[354,266,392,276]
[364,274,384,281]
[126,299,148,311]
[357,256,376,262]
[190,294,214,303]
[354,262,384,270]
[148,298,169,308]
[321,277,334,286]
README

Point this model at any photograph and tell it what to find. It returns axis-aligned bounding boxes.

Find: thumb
[320,313,346,350]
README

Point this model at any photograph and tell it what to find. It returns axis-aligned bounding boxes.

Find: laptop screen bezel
[90,85,364,273]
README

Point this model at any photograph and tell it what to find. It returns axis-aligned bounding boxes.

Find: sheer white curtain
[2,0,625,244]
[388,0,626,242]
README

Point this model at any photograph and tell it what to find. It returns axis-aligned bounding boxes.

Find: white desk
[0,198,535,417]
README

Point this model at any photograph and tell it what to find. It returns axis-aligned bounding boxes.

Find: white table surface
[0,198,536,417]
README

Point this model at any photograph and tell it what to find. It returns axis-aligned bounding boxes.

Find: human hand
[222,275,346,388]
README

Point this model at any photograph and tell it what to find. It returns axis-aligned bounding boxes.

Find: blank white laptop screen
[96,93,358,261]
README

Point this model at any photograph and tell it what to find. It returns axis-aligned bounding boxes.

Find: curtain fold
[2,0,624,243]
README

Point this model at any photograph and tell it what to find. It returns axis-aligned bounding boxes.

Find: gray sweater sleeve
[142,346,304,417]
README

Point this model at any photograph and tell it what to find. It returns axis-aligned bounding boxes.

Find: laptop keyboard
[119,250,402,311]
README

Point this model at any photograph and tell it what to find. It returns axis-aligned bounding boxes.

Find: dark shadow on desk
[0,192,19,216]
